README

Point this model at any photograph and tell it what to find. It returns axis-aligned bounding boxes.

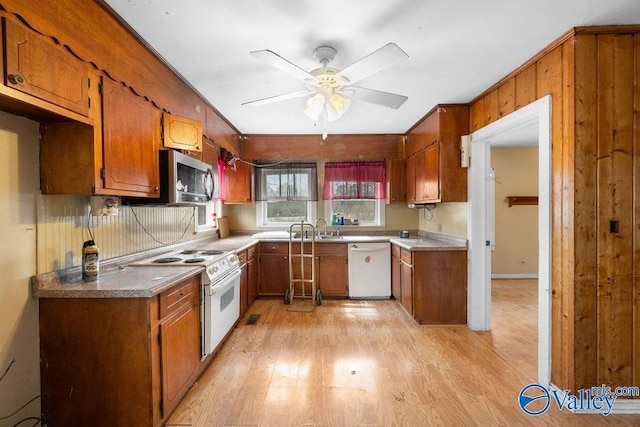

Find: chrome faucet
[336,227,341,237]
[315,218,328,237]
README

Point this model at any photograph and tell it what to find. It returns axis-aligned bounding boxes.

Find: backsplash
[36,194,215,274]
[417,202,467,238]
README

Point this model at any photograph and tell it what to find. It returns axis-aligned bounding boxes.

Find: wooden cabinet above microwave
[162,112,203,152]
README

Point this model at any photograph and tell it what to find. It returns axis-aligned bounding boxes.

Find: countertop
[32,233,465,299]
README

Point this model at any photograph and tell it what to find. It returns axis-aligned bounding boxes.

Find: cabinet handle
[8,74,24,85]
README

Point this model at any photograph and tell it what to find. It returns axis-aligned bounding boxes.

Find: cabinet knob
[7,74,24,85]
[154,186,159,192]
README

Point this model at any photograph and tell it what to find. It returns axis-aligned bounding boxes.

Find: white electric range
[130,247,241,357]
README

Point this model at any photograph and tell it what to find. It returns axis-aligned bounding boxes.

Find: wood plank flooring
[167,280,640,426]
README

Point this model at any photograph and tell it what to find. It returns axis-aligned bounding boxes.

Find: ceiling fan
[242,43,409,124]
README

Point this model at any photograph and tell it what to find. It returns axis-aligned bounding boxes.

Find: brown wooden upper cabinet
[405,104,469,203]
[3,17,89,116]
[162,112,203,152]
[40,72,161,198]
[224,160,253,204]
[386,158,406,204]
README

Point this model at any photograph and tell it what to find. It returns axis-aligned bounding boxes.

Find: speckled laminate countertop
[32,233,466,299]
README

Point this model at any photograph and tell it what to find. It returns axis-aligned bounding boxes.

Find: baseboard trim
[491,274,538,279]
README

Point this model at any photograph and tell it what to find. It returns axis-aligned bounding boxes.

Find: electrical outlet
[436,223,443,232]
[520,260,527,265]
[90,196,120,216]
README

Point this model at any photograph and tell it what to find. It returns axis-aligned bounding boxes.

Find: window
[255,162,318,227]
[323,161,386,226]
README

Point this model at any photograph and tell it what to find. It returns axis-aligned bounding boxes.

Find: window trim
[256,200,317,228]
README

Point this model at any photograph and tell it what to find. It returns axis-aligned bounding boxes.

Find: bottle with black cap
[82,240,99,281]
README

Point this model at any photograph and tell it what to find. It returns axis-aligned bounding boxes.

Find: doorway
[467,95,551,385]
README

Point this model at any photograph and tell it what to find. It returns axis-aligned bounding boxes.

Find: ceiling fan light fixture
[329,93,351,115]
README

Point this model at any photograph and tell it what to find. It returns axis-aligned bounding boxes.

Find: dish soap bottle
[82,240,99,281]
[331,211,338,226]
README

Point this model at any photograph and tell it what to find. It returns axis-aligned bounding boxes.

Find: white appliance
[348,242,391,298]
[130,248,241,357]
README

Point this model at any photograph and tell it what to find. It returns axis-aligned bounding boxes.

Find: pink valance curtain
[323,161,386,200]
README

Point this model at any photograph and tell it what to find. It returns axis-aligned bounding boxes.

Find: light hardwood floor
[167,280,640,426]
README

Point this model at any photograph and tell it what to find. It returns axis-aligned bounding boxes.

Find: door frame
[467,95,551,385]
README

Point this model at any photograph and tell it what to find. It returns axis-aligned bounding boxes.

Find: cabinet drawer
[400,248,412,265]
[247,244,257,261]
[260,242,288,254]
[159,276,198,319]
[236,249,247,265]
[315,243,347,256]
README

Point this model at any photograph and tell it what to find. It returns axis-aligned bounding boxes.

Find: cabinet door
[317,255,348,296]
[391,246,401,300]
[406,154,416,203]
[259,254,289,295]
[247,257,258,305]
[225,160,252,203]
[163,112,203,152]
[400,260,413,315]
[102,77,161,196]
[159,302,200,416]
[423,143,440,201]
[202,136,218,167]
[4,18,89,116]
[239,263,249,318]
[386,158,406,204]
[413,251,467,324]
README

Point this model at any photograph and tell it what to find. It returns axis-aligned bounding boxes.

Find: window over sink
[323,161,386,227]
[255,162,318,227]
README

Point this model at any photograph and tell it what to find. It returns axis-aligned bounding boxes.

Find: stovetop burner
[184,258,206,263]
[180,249,199,254]
[153,257,182,263]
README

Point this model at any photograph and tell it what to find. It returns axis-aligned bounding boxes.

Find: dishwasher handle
[349,245,389,253]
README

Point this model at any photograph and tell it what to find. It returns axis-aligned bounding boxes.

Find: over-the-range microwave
[160,149,219,205]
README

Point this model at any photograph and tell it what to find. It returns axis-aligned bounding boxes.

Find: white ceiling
[103,0,640,137]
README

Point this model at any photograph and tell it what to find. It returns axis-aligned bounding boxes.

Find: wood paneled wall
[240,134,402,161]
[470,26,640,393]
[0,0,241,155]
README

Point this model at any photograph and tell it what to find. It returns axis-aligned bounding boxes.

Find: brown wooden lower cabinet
[258,241,348,297]
[391,244,467,324]
[38,275,201,426]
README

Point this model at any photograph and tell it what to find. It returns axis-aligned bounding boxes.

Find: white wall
[0,112,41,424]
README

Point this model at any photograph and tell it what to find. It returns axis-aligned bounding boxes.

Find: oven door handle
[204,268,241,295]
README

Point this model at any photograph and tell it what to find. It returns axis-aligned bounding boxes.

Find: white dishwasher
[348,242,391,298]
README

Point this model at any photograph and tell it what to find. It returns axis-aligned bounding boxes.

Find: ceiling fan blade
[346,86,408,109]
[336,43,408,85]
[242,90,313,107]
[250,49,314,82]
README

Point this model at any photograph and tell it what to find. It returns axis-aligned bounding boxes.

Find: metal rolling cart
[285,221,322,306]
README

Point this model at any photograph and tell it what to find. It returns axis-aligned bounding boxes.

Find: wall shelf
[505,196,538,207]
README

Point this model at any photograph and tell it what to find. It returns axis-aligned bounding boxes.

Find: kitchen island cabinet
[38,274,201,426]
